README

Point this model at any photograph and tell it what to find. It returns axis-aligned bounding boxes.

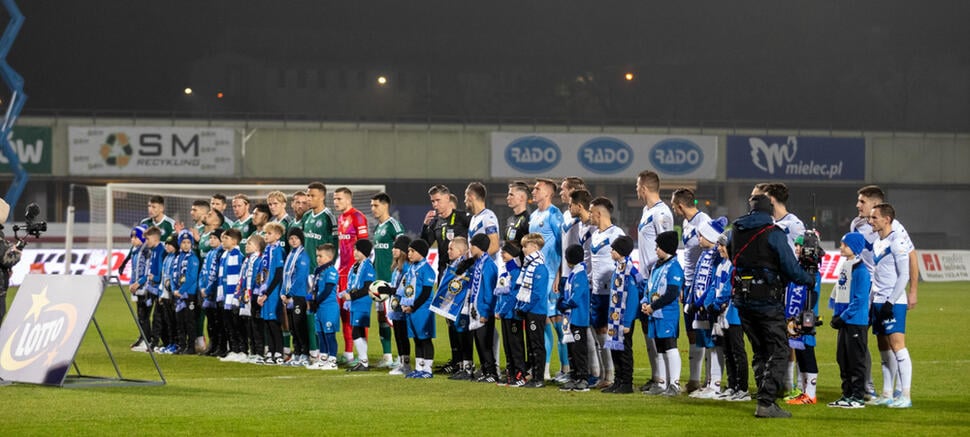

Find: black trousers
[501,318,526,377]
[415,338,434,361]
[473,318,497,376]
[447,319,460,365]
[205,306,224,352]
[609,321,635,385]
[567,324,590,381]
[737,298,788,406]
[137,297,155,346]
[265,319,283,356]
[723,323,749,392]
[152,298,176,347]
[224,309,244,353]
[837,324,868,399]
[175,301,197,352]
[392,318,410,356]
[289,296,309,356]
[525,313,547,380]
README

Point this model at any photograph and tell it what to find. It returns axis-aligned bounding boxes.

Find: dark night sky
[10,1,970,130]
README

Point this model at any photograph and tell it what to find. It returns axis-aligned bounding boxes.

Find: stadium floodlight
[184,87,193,95]
[377,76,388,86]
[624,72,634,81]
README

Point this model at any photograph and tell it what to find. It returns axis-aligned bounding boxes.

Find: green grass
[2,282,970,435]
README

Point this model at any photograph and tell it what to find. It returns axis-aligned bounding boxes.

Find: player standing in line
[251,203,271,238]
[553,176,586,383]
[687,217,728,399]
[266,191,293,231]
[558,244,591,392]
[230,194,255,244]
[257,223,286,365]
[216,229,245,361]
[198,209,225,258]
[868,204,914,408]
[515,233,551,388]
[587,196,625,388]
[465,182,501,255]
[141,196,176,242]
[635,170,675,392]
[566,190,599,386]
[334,187,370,365]
[306,244,341,370]
[504,181,531,248]
[302,182,338,363]
[402,239,438,379]
[188,200,210,244]
[420,184,470,374]
[495,242,526,387]
[173,231,200,355]
[529,178,563,382]
[670,187,711,393]
[340,239,377,371]
[827,232,871,409]
[851,185,919,400]
[290,191,309,228]
[370,192,406,368]
[601,236,641,394]
[641,230,685,397]
[200,229,225,356]
[210,193,229,216]
[281,227,311,366]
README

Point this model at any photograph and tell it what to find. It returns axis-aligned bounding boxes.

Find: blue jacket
[833,259,871,326]
[515,257,549,316]
[175,250,200,298]
[283,246,310,298]
[470,256,498,319]
[346,259,376,314]
[710,259,740,325]
[161,251,177,297]
[610,259,642,329]
[560,263,590,327]
[141,244,165,295]
[219,247,244,308]
[494,260,521,319]
[201,247,223,300]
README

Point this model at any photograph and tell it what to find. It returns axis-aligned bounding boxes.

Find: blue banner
[726,135,865,181]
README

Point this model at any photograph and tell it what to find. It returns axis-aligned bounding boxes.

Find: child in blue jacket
[514,233,550,388]
[827,232,872,409]
[558,244,591,392]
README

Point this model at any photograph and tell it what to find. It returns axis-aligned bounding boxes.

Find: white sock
[804,372,818,398]
[416,358,425,372]
[656,351,668,388]
[587,328,601,378]
[665,348,681,387]
[464,360,474,371]
[708,348,723,390]
[598,333,614,381]
[344,351,354,361]
[353,338,368,365]
[425,358,435,373]
[797,371,806,392]
[880,349,898,396]
[895,348,912,394]
[309,349,319,359]
[647,338,659,381]
[786,361,796,391]
[383,353,392,361]
[493,329,502,366]
[544,362,551,381]
[284,346,291,355]
[688,345,703,383]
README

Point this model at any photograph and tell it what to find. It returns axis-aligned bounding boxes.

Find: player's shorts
[316,304,340,333]
[694,327,715,348]
[648,315,679,339]
[590,294,610,329]
[350,311,371,328]
[407,308,436,340]
[871,303,907,335]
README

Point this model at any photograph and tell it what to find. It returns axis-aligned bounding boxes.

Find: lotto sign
[0,275,105,385]
[917,250,970,282]
[68,126,235,176]
[491,132,717,180]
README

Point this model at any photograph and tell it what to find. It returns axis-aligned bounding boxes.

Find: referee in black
[420,184,470,374]
[728,194,814,418]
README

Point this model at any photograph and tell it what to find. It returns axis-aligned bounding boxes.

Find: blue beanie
[131,224,148,243]
[841,232,866,256]
[178,229,195,246]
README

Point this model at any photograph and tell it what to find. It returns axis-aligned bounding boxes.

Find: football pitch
[2,282,969,435]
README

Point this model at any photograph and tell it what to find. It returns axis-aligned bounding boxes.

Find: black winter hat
[287,226,305,246]
[409,239,430,258]
[501,241,522,259]
[565,244,585,266]
[470,233,491,253]
[611,235,635,258]
[393,235,412,252]
[355,239,373,257]
[656,230,679,256]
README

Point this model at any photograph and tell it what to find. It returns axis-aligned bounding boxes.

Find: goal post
[73,183,385,257]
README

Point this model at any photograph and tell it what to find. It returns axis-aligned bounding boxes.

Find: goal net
[70,183,384,277]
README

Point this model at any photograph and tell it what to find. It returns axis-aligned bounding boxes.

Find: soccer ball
[369,280,391,302]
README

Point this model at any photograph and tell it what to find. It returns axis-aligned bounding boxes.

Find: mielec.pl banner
[0,275,105,385]
[68,126,235,176]
[490,132,718,180]
[0,126,53,174]
[726,135,865,181]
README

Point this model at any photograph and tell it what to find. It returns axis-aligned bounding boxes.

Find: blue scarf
[605,258,636,351]
[561,263,586,344]
[430,258,469,321]
[466,256,488,329]
[516,252,543,302]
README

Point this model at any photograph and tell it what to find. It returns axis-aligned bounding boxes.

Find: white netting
[77,183,385,251]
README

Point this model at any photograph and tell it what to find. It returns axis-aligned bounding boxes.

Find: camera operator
[727,194,814,419]
[0,199,23,323]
